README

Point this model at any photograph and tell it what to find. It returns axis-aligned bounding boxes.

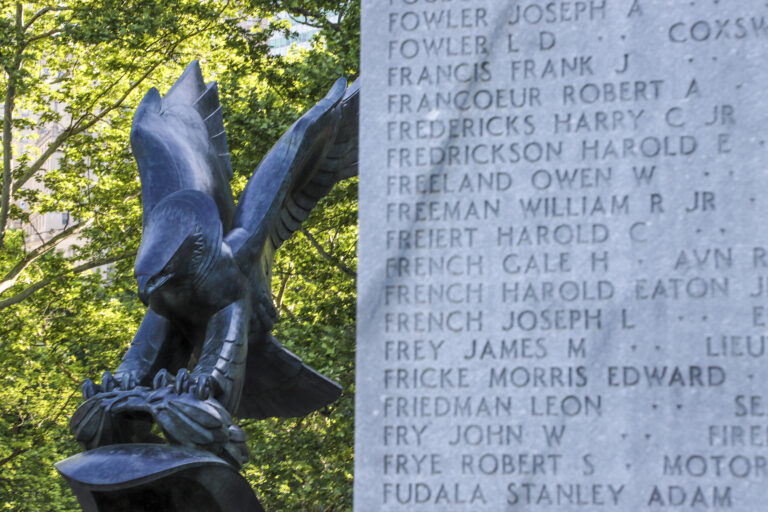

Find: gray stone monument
[357,0,768,509]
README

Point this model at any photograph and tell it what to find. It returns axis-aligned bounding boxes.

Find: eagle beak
[137,273,173,306]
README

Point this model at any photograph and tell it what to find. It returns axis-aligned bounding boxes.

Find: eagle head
[134,189,222,307]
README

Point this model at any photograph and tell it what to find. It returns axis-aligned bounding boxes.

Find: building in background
[266,13,322,55]
[9,99,81,256]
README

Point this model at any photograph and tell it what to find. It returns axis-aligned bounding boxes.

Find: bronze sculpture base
[56,444,264,512]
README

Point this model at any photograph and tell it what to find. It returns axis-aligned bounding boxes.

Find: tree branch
[277,301,297,321]
[13,20,222,194]
[0,390,76,469]
[275,267,292,310]
[12,61,159,194]
[0,447,28,468]
[300,227,355,278]
[23,5,71,32]
[27,219,47,246]
[0,219,92,294]
[12,129,69,194]
[0,251,136,311]
[25,28,61,44]
[0,3,23,248]
[288,8,340,32]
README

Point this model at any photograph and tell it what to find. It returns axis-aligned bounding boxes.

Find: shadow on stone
[55,444,264,512]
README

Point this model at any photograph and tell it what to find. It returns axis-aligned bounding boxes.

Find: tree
[0,1,359,510]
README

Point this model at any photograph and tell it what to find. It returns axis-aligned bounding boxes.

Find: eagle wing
[130,60,235,229]
[225,78,358,263]
[225,78,359,419]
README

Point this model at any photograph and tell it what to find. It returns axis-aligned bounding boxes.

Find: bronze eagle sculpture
[70,61,358,467]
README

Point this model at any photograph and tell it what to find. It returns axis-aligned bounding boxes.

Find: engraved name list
[357,1,768,510]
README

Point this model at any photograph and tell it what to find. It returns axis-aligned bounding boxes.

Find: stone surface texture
[357,0,768,510]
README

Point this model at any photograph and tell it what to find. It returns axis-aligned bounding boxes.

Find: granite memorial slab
[357,0,768,509]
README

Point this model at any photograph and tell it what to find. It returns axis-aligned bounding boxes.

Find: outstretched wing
[131,60,235,229]
[225,78,359,419]
[225,78,358,264]
[226,77,358,330]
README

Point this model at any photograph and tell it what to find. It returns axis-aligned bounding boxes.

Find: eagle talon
[153,368,171,389]
[101,371,118,392]
[195,376,212,400]
[82,379,100,400]
[175,368,190,394]
[119,372,137,391]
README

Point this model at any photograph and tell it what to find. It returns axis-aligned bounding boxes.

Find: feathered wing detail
[192,82,234,181]
[226,78,353,258]
[131,60,234,229]
[237,335,342,419]
[272,79,360,248]
[227,79,359,419]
